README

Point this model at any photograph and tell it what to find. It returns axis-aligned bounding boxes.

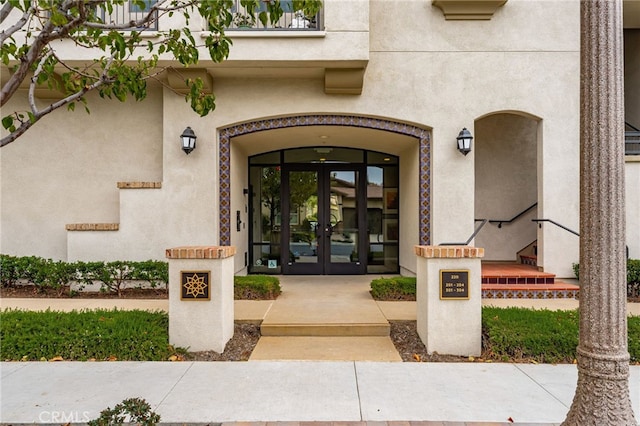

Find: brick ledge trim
[415,245,484,259]
[166,246,236,259]
[117,181,162,189]
[66,223,119,231]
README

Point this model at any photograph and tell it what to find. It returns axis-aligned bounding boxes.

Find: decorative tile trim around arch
[218,114,431,247]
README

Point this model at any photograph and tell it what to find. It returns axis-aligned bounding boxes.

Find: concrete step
[482,262,556,284]
[260,322,390,337]
[480,262,579,299]
[249,336,402,361]
[260,280,391,336]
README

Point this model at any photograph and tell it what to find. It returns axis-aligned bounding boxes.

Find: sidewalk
[2,360,638,424]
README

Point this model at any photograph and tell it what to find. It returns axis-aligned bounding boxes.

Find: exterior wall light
[181,127,197,155]
[456,127,473,156]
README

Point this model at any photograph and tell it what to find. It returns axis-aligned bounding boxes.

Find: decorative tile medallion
[180,271,211,300]
[218,114,432,246]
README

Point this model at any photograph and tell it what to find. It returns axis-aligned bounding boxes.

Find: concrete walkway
[3,294,639,318]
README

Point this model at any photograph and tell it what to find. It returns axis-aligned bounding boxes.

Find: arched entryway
[218,114,431,275]
[474,112,540,263]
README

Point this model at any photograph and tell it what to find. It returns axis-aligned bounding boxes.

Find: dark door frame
[281,163,367,275]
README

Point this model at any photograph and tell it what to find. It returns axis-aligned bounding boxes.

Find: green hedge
[2,308,636,363]
[0,254,168,295]
[234,275,281,300]
[573,258,640,298]
[370,276,416,300]
[0,309,181,361]
[1,255,282,300]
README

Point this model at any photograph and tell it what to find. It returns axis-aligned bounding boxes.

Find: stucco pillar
[166,246,235,353]
[562,1,636,424]
[414,245,484,356]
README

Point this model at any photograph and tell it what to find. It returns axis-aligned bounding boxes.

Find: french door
[282,164,366,274]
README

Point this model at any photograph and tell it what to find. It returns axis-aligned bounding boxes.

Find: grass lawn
[0,309,182,361]
[482,307,638,364]
[1,307,638,363]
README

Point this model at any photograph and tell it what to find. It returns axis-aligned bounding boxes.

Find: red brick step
[481,262,579,299]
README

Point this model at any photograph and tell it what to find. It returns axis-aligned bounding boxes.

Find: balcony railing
[227,0,323,31]
[98,1,159,30]
[94,1,323,32]
[626,122,640,156]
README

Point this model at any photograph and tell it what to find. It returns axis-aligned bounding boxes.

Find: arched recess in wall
[218,114,432,247]
[474,111,541,263]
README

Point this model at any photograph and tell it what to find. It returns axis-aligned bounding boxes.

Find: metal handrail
[626,131,640,155]
[532,219,630,258]
[438,202,537,245]
[439,219,488,246]
[485,202,538,228]
[625,122,640,155]
[531,219,579,237]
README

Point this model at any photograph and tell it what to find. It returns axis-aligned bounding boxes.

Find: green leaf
[2,116,15,131]
[49,10,69,27]
[258,11,268,27]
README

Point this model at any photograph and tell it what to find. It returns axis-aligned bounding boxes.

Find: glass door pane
[249,165,282,273]
[324,167,365,274]
[328,170,358,264]
[366,165,399,273]
[284,169,322,274]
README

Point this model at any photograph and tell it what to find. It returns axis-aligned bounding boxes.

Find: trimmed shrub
[483,307,639,364]
[483,307,580,363]
[573,259,640,298]
[0,309,181,361]
[234,275,281,300]
[628,315,640,363]
[0,254,27,287]
[628,259,640,298]
[1,255,169,296]
[0,255,77,295]
[370,276,416,300]
[76,260,168,296]
[135,260,169,290]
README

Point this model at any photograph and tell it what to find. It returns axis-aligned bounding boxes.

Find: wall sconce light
[180,127,197,155]
[456,127,473,156]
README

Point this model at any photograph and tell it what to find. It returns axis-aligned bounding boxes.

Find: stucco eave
[432,0,508,20]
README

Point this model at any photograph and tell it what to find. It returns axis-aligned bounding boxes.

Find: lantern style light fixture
[180,126,197,155]
[456,127,473,156]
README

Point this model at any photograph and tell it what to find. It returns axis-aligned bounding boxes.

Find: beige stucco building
[1,0,639,280]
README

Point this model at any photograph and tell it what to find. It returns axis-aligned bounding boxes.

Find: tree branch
[1,1,90,108]
[0,1,15,24]
[0,55,116,148]
[0,4,34,45]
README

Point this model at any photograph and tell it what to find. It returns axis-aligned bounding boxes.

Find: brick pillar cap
[166,246,236,259]
[414,245,485,259]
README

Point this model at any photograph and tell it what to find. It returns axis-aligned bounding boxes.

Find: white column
[166,246,235,352]
[415,245,484,356]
